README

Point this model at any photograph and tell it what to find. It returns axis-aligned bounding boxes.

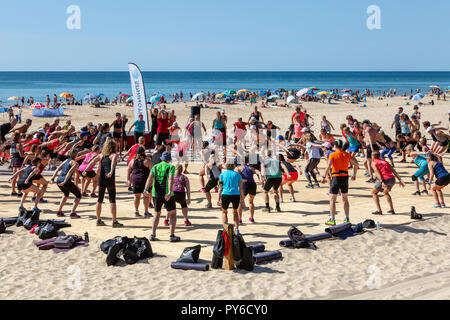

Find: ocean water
[0,71,449,104]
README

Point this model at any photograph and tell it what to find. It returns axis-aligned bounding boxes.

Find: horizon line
[1,70,450,73]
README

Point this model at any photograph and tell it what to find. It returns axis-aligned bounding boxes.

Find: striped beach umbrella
[31,103,46,109]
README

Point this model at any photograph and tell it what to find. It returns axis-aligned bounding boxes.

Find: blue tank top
[345,133,360,147]
[414,155,428,168]
[241,165,254,183]
[400,121,411,135]
[434,161,449,179]
[57,159,73,184]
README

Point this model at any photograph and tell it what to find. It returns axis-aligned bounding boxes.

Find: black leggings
[304,158,320,184]
[98,183,116,204]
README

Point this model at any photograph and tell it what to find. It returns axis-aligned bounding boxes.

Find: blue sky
[1,0,449,71]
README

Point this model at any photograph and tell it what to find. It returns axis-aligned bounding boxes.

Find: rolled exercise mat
[252,244,265,254]
[325,223,352,235]
[171,262,210,271]
[305,232,333,242]
[279,239,292,248]
[254,251,282,264]
[3,217,18,227]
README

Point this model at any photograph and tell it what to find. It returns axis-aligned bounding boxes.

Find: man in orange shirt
[321,140,359,226]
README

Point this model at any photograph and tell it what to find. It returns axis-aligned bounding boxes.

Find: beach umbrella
[316,91,330,96]
[237,89,249,94]
[222,90,236,95]
[96,93,104,97]
[191,92,205,101]
[412,93,424,101]
[59,92,72,99]
[429,85,440,89]
[31,102,46,109]
[341,89,352,93]
[216,93,225,99]
[296,88,310,97]
[309,87,319,91]
[149,95,162,103]
[268,95,280,100]
[120,93,131,98]
[8,96,21,101]
[258,91,268,97]
[287,95,299,104]
[126,97,133,103]
[342,93,351,97]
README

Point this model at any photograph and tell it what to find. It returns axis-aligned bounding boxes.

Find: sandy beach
[0,95,449,300]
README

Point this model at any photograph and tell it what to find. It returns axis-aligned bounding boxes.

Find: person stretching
[371,151,405,215]
[51,150,82,218]
[218,163,244,231]
[427,153,450,208]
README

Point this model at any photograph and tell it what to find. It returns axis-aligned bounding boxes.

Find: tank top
[173,174,187,192]
[208,164,221,181]
[434,161,449,179]
[100,156,114,182]
[18,166,35,184]
[131,159,150,186]
[345,133,360,147]
[241,165,255,183]
[114,119,122,130]
[374,159,395,180]
[214,119,224,130]
[10,142,23,160]
[282,161,297,173]
[79,152,96,172]
[321,121,331,133]
[57,159,73,184]
[252,112,260,122]
[400,121,410,135]
[414,155,428,168]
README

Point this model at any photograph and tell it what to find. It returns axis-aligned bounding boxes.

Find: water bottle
[376,221,381,230]
[84,232,89,243]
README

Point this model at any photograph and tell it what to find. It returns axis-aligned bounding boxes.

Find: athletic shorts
[264,178,282,192]
[12,157,23,168]
[58,181,82,199]
[17,182,32,191]
[436,174,450,187]
[413,165,429,181]
[132,186,145,194]
[282,172,298,182]
[439,139,450,148]
[113,132,122,139]
[348,145,360,153]
[205,179,219,193]
[156,133,169,146]
[80,170,96,179]
[154,196,176,212]
[366,144,380,159]
[243,182,257,196]
[174,191,188,208]
[330,176,349,195]
[374,178,396,192]
[221,194,241,210]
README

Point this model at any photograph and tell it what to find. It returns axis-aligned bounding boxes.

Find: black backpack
[123,237,154,265]
[176,245,201,263]
[288,226,315,249]
[35,220,59,240]
[211,230,225,269]
[23,210,40,230]
[234,233,254,271]
[16,208,33,227]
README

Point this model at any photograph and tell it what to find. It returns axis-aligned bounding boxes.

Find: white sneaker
[290,197,296,202]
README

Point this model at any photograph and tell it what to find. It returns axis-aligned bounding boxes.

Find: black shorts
[330,176,349,195]
[243,182,257,196]
[205,179,219,193]
[12,157,23,168]
[439,139,450,148]
[264,178,282,192]
[156,133,169,146]
[154,195,176,212]
[221,194,241,210]
[80,171,96,179]
[132,186,145,194]
[366,144,380,159]
[174,191,188,208]
[17,182,32,191]
[58,181,82,198]
[436,174,450,187]
[113,132,122,139]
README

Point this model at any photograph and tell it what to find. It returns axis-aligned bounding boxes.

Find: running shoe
[249,217,255,223]
[239,219,243,225]
[275,207,281,213]
[112,221,124,228]
[262,207,271,213]
[200,188,206,193]
[343,218,351,223]
[325,219,336,226]
[144,212,153,218]
[387,210,396,215]
[184,220,192,226]
[39,198,48,203]
[205,203,213,209]
[399,160,406,163]
[441,203,446,208]
[170,235,181,242]
[372,211,383,215]
[412,191,421,196]
[149,234,157,241]
[135,211,142,217]
[164,219,169,226]
[214,187,219,193]
[314,183,320,188]
[306,184,314,189]
[56,212,65,217]
[90,193,98,198]
[96,220,106,226]
[432,203,442,208]
[290,197,296,202]
[11,192,17,196]
[421,190,428,195]
[364,171,370,177]
[70,213,81,219]
[17,193,23,197]
[82,192,89,197]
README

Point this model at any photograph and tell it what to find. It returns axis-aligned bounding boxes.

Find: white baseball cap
[301,127,310,133]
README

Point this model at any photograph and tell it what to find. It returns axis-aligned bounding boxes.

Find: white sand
[0,95,449,300]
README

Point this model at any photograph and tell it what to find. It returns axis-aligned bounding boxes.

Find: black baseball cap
[333,140,343,148]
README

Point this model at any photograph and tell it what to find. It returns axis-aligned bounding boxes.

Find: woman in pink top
[371,151,405,215]
[78,145,101,197]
